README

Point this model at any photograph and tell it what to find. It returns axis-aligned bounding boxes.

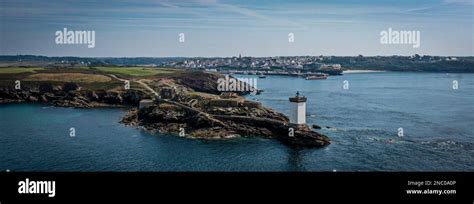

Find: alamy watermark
[69,127,75,137]
[288,33,295,43]
[217,75,257,93]
[452,80,459,90]
[179,33,185,43]
[55,28,95,48]
[18,178,55,198]
[380,27,420,48]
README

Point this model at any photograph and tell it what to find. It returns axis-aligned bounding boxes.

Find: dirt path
[109,74,159,97]
[109,74,288,128]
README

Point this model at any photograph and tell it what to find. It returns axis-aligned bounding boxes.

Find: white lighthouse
[289,91,307,125]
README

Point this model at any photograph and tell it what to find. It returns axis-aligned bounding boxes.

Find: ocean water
[0,72,473,171]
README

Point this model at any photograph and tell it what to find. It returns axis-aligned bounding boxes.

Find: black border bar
[0,172,472,203]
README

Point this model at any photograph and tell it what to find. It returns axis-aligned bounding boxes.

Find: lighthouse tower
[289,91,307,125]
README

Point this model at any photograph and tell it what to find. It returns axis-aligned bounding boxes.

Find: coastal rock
[95,91,123,104]
[278,128,330,147]
[0,82,134,108]
[173,71,221,94]
[122,90,146,105]
[40,95,49,102]
[52,86,63,92]
[63,82,79,92]
[121,100,330,147]
[39,83,54,94]
[27,96,38,102]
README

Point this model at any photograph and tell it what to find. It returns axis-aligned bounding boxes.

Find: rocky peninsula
[0,67,330,147]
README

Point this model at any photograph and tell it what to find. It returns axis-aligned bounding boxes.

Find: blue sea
[0,72,473,171]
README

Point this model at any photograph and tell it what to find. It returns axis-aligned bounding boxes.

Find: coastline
[0,69,330,147]
[1,71,473,171]
[343,70,387,74]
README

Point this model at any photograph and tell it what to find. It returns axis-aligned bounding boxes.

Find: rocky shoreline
[120,100,330,147]
[0,82,146,108]
[0,71,330,147]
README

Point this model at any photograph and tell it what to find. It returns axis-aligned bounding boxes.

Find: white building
[289,91,307,125]
[139,99,154,109]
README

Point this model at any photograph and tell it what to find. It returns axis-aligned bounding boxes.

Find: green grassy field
[0,67,45,74]
[93,67,179,77]
[25,73,112,83]
[0,67,185,89]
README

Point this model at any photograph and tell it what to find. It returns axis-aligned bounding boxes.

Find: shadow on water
[286,147,306,172]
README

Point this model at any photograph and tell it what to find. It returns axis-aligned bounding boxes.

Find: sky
[0,0,473,57]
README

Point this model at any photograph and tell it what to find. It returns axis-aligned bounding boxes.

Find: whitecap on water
[421,139,472,152]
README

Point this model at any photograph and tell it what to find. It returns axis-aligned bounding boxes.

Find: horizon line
[1,54,473,58]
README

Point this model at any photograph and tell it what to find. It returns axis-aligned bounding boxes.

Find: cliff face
[0,82,147,108]
[172,71,223,95]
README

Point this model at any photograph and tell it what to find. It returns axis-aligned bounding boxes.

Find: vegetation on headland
[25,73,112,83]
[0,66,181,90]
[323,55,474,72]
[0,67,45,74]
[93,67,180,77]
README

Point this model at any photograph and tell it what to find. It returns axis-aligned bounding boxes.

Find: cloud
[444,0,474,5]
[158,2,179,9]
[403,6,434,13]
[198,0,307,29]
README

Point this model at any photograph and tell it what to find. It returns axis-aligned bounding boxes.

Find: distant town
[1,55,473,73]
